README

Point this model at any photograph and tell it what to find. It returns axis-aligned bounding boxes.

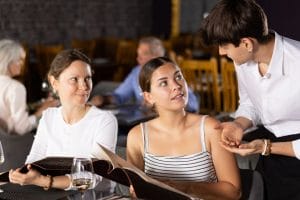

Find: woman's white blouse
[0,75,37,135]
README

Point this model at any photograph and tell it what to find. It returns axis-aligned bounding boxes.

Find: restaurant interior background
[1,1,300,198]
[0,0,299,104]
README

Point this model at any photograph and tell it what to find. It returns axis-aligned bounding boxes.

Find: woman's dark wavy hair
[48,49,91,79]
[199,0,272,47]
[139,56,175,92]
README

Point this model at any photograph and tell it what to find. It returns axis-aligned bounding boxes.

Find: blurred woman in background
[0,39,57,135]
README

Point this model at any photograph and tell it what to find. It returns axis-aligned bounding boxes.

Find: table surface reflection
[103,104,158,127]
[0,182,129,200]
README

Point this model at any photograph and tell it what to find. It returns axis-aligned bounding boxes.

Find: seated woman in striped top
[127,57,241,200]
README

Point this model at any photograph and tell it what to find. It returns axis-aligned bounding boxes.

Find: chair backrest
[240,169,264,200]
[35,44,64,80]
[0,128,34,171]
[162,39,173,54]
[220,58,239,112]
[105,37,119,61]
[170,34,194,55]
[114,40,137,81]
[71,39,96,59]
[180,57,221,114]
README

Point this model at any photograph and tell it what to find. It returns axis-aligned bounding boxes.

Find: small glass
[0,141,5,193]
[0,141,4,165]
[71,158,94,198]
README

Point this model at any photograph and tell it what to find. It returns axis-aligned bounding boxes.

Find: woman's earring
[51,89,58,99]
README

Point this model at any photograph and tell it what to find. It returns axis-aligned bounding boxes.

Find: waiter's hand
[221,139,265,156]
[217,121,244,147]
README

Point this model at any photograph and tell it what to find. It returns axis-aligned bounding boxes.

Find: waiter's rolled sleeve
[292,139,300,160]
[234,106,260,126]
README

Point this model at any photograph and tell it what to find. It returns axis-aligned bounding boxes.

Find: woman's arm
[9,165,71,189]
[126,125,144,171]
[163,181,240,200]
[208,117,241,199]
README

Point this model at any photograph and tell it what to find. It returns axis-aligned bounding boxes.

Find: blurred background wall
[0,0,153,46]
[257,0,300,41]
[0,0,300,45]
[0,0,217,46]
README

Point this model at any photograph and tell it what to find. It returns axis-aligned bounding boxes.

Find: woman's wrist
[39,175,53,190]
[64,174,73,190]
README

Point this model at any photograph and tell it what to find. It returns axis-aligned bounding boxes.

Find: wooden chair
[71,39,96,58]
[162,39,173,54]
[180,57,221,114]
[93,37,119,61]
[35,44,64,80]
[170,34,194,55]
[114,40,137,81]
[221,58,239,113]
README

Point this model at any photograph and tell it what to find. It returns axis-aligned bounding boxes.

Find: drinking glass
[0,141,4,165]
[71,158,94,198]
[0,141,4,193]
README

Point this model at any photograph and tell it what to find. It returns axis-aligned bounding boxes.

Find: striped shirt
[142,115,217,182]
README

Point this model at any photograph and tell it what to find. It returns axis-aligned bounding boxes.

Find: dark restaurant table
[0,182,129,200]
[103,104,158,147]
[106,104,157,127]
[0,183,76,200]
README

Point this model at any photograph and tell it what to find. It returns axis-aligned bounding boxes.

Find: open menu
[0,144,198,200]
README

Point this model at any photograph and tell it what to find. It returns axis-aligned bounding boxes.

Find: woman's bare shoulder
[187,113,220,127]
[127,123,144,146]
[204,115,221,129]
[203,115,222,140]
[128,124,142,137]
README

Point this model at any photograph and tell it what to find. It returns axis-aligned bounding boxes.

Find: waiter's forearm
[234,117,253,131]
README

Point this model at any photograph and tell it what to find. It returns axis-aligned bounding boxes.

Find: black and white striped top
[141,115,217,182]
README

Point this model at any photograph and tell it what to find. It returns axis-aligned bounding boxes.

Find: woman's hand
[221,139,265,156]
[129,185,138,199]
[9,165,45,187]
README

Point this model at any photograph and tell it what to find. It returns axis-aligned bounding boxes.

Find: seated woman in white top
[0,39,57,135]
[127,57,241,200]
[9,49,118,190]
